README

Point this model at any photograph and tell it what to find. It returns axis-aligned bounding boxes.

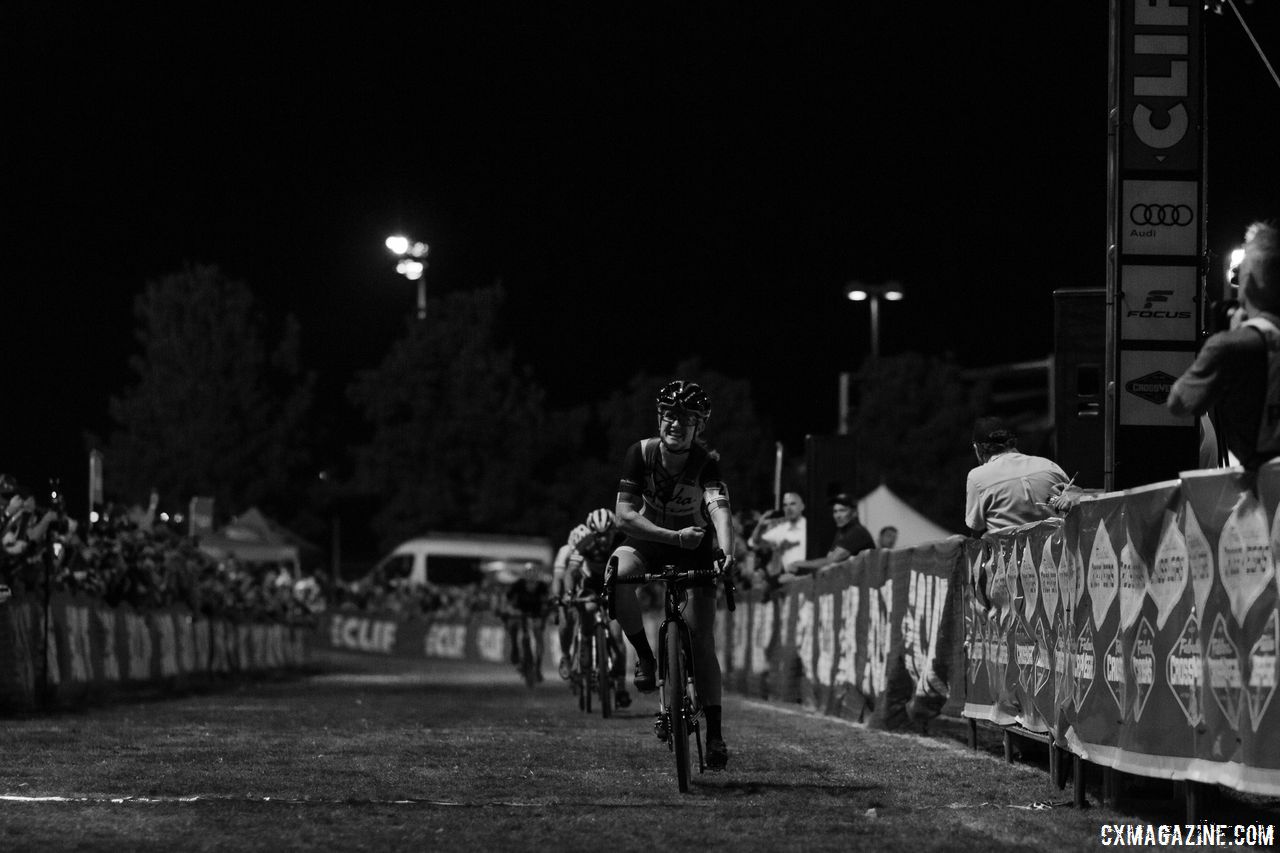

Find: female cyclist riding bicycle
[606,380,735,771]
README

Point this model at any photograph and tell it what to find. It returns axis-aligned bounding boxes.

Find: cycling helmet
[655,380,711,419]
[567,523,591,551]
[585,508,615,536]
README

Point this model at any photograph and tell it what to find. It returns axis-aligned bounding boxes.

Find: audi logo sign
[1129,204,1194,227]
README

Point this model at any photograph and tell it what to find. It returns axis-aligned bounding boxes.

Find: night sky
[8,5,1280,497]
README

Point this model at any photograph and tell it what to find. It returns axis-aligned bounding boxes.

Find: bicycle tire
[579,627,594,713]
[596,620,613,719]
[521,623,537,689]
[667,622,691,792]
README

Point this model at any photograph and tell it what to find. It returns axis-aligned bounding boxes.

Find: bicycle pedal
[653,714,670,742]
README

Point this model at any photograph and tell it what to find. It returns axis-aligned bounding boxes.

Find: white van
[370,532,554,587]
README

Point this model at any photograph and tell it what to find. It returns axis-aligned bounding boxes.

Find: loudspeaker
[804,434,857,560]
[1053,289,1106,489]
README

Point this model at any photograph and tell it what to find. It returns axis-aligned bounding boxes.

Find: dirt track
[1,651,1277,852]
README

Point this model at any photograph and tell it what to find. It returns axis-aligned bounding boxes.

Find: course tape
[0,794,712,808]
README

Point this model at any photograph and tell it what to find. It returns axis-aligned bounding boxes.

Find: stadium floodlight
[386,235,431,320]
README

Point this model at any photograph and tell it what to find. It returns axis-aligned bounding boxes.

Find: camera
[1208,297,1241,335]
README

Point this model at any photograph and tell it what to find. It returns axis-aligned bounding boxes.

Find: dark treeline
[96,265,987,568]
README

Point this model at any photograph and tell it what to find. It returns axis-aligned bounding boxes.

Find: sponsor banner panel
[961,539,1002,721]
[1181,468,1251,771]
[747,592,776,699]
[1119,0,1201,173]
[1119,350,1196,427]
[1244,464,1280,778]
[0,596,306,710]
[772,583,803,705]
[869,549,916,730]
[1070,491,1126,759]
[1117,481,1198,770]
[813,566,844,716]
[1120,180,1199,256]
[829,560,871,721]
[315,611,521,666]
[900,538,965,721]
[789,582,816,710]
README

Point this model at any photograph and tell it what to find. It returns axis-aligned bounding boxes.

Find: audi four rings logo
[1129,204,1194,226]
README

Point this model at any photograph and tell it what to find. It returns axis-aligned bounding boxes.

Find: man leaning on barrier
[1168,220,1280,471]
[964,417,1070,537]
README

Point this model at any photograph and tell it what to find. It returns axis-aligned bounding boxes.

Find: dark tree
[106,264,315,521]
[349,284,552,549]
[846,352,985,531]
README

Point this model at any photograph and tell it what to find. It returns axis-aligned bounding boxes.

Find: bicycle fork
[654,619,704,770]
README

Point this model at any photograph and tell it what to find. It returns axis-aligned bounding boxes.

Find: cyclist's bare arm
[615,491,703,549]
[707,504,734,566]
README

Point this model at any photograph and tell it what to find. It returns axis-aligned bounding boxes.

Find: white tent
[856,484,955,549]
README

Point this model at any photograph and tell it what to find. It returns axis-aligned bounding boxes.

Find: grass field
[2,651,1279,852]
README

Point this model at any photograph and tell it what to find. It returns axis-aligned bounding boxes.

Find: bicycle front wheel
[596,621,613,719]
[667,623,691,792]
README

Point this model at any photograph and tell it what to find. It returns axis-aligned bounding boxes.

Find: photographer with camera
[1168,220,1280,470]
[747,492,807,589]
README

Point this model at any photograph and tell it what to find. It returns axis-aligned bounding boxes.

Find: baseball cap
[829,493,855,509]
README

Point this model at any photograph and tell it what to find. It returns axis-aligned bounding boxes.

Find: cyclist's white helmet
[585,508,615,537]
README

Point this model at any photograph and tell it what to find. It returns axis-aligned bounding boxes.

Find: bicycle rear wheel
[579,628,594,713]
[596,621,613,719]
[521,624,537,689]
[666,623,691,792]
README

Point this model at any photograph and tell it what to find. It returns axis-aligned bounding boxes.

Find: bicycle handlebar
[604,564,736,616]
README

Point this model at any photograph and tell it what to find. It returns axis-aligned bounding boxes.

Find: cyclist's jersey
[617,438,729,531]
[506,579,549,615]
[568,530,625,589]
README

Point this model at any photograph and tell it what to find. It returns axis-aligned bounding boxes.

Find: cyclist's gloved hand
[712,548,735,577]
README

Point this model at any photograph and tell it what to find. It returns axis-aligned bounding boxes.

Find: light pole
[385,235,430,320]
[839,280,905,434]
[843,280,905,360]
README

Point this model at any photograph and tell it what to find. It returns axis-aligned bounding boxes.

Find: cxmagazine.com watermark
[1100,823,1275,847]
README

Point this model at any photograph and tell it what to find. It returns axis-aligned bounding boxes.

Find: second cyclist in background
[566,507,631,708]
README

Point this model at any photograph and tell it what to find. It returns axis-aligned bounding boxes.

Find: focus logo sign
[1167,613,1203,726]
[1121,266,1197,342]
[1125,371,1177,405]
[1121,180,1198,256]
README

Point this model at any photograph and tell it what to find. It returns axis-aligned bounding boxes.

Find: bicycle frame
[564,591,622,717]
[606,563,734,792]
